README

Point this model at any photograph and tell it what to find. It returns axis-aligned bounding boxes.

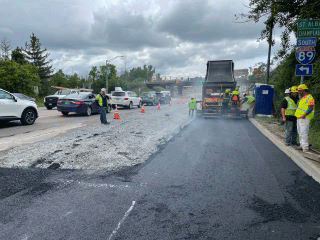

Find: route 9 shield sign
[296,46,316,64]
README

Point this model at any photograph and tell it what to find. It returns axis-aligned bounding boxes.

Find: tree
[0,38,11,61]
[11,47,28,64]
[0,60,40,95]
[24,33,53,95]
[248,62,268,85]
[51,69,68,87]
[238,0,320,58]
[67,73,80,88]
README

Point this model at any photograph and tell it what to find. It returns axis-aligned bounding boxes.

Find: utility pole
[266,0,275,84]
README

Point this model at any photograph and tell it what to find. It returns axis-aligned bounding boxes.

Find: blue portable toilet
[254,83,274,116]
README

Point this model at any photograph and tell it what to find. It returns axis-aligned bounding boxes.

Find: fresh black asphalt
[1,118,320,239]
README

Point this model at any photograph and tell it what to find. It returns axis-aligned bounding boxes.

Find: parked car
[161,91,172,104]
[57,92,100,116]
[0,88,38,125]
[155,92,167,104]
[13,93,36,102]
[141,92,159,106]
[111,87,142,109]
[44,89,78,110]
[106,94,113,112]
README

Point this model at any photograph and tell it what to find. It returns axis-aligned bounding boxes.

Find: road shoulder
[250,118,320,183]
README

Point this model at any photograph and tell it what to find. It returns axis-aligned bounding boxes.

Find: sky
[0,0,285,79]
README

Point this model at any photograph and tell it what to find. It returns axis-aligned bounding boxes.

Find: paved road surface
[1,118,320,239]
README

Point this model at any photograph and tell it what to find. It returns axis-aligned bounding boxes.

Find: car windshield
[142,93,149,97]
[112,92,125,96]
[156,93,164,97]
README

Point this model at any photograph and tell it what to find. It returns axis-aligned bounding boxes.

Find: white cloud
[0,0,281,78]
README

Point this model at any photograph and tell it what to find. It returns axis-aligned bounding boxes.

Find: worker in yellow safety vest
[280,86,298,146]
[96,88,110,125]
[222,89,231,114]
[243,93,255,117]
[294,84,315,152]
[188,97,197,117]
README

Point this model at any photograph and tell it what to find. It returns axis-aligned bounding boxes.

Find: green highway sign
[297,19,320,38]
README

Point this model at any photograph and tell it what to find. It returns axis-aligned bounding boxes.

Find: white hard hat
[284,89,290,94]
[101,88,106,92]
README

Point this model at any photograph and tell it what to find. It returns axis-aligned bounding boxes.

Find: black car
[57,92,100,116]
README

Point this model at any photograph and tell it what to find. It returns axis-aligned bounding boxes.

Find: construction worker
[231,87,240,115]
[280,87,298,146]
[295,84,315,152]
[222,89,231,114]
[242,93,255,117]
[96,88,110,125]
[188,97,197,116]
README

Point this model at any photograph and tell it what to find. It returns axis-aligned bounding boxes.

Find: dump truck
[198,60,238,117]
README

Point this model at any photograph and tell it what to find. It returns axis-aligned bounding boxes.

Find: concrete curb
[249,118,320,184]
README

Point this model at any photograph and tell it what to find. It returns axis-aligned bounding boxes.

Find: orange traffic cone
[140,105,145,113]
[157,102,161,111]
[113,106,120,119]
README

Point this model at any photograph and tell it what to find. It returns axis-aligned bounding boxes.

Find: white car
[0,88,38,125]
[111,87,142,109]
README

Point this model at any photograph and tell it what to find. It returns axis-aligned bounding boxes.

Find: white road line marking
[108,201,136,240]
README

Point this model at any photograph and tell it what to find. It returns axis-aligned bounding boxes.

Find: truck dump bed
[205,60,235,83]
[199,60,237,117]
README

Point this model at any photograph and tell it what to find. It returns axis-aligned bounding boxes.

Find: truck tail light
[124,97,129,100]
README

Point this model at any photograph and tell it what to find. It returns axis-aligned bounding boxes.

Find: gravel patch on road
[0,99,192,171]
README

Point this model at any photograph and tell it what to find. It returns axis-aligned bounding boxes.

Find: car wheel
[21,108,37,125]
[46,106,53,110]
[128,102,133,109]
[62,111,69,116]
[85,106,92,116]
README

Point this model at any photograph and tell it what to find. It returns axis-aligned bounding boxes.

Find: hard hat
[101,88,106,92]
[225,89,231,93]
[298,84,308,91]
[290,86,298,93]
[284,89,290,94]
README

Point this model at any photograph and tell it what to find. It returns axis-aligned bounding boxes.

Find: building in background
[234,69,249,93]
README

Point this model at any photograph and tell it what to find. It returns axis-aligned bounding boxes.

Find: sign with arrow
[295,64,313,76]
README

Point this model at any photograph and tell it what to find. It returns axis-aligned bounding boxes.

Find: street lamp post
[106,55,125,92]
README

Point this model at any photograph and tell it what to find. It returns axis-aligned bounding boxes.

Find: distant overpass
[146,78,203,94]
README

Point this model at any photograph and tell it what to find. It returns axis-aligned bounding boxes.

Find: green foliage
[24,33,53,95]
[248,62,267,85]
[116,65,155,92]
[11,47,28,64]
[0,60,40,96]
[241,0,320,57]
[51,69,67,87]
